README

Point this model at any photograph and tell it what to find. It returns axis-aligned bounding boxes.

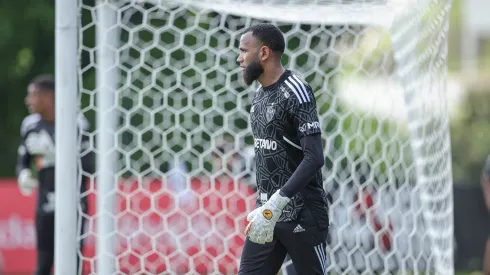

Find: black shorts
[35,190,88,275]
[238,207,329,275]
[36,211,87,252]
[35,189,55,253]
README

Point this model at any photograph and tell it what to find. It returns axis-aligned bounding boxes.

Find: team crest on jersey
[266,103,275,121]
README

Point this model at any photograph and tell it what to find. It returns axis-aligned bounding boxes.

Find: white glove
[17,169,38,196]
[25,130,54,156]
[245,190,290,244]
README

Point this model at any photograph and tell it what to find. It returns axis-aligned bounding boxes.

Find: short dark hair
[244,23,286,54]
[30,74,55,92]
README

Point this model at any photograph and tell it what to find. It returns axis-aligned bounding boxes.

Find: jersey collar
[262,69,292,91]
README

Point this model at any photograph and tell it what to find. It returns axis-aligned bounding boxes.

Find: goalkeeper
[236,23,330,275]
[16,75,93,275]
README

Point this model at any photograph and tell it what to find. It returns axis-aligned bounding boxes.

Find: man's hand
[17,169,38,196]
[245,190,290,244]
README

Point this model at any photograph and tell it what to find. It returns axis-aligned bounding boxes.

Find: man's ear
[259,46,270,61]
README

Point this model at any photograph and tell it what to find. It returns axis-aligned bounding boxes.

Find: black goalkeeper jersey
[16,114,93,215]
[250,70,329,223]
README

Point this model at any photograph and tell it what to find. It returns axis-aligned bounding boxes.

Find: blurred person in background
[16,75,94,275]
[481,155,490,275]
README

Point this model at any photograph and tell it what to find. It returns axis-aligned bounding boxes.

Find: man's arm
[481,155,490,211]
[80,134,94,175]
[280,82,324,198]
[16,118,39,196]
[280,134,324,198]
[16,131,32,176]
[78,115,95,175]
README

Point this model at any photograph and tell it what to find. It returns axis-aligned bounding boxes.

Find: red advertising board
[0,179,37,273]
[0,178,256,274]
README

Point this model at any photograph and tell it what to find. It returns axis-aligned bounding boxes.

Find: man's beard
[243,57,264,86]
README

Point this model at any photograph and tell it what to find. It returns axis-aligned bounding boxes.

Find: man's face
[25,84,52,114]
[237,32,264,86]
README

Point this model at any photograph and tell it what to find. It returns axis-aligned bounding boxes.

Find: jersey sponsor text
[254,138,278,150]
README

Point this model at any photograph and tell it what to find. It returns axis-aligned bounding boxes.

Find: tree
[450,89,490,185]
[0,0,55,176]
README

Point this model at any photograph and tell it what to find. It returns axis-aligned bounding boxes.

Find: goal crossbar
[131,0,417,26]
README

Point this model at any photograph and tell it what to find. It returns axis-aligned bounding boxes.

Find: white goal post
[55,0,454,274]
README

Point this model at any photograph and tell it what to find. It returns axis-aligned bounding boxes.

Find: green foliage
[316,94,411,187]
[450,89,490,185]
[0,0,55,176]
[341,28,395,76]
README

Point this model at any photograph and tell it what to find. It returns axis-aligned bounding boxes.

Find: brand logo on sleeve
[299,121,320,132]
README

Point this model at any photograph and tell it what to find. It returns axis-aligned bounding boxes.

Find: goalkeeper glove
[245,190,290,244]
[17,169,38,196]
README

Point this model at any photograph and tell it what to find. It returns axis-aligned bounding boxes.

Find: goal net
[76,0,454,274]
